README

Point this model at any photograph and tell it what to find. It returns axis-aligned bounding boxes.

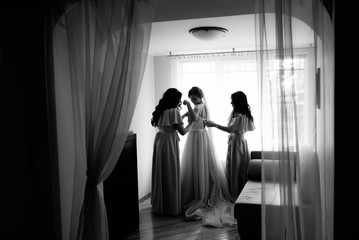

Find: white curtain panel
[171,55,259,167]
[52,0,155,239]
[255,0,334,239]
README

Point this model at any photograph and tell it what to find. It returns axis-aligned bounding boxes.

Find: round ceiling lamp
[189,26,228,41]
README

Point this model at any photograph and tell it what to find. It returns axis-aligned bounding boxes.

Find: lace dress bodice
[191,103,207,130]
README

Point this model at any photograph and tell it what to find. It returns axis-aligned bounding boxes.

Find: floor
[124,197,241,240]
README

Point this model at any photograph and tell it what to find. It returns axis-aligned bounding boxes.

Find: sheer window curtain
[171,56,260,168]
[255,0,334,239]
[52,0,155,239]
[171,51,309,169]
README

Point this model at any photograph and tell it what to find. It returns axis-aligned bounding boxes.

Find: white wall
[154,56,173,102]
[129,55,175,200]
[129,55,157,199]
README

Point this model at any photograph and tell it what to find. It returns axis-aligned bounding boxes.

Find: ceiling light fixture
[189,26,228,41]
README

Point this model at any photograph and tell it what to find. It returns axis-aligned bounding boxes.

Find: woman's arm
[183,100,197,122]
[174,122,193,135]
[181,112,189,119]
[214,124,233,133]
[205,120,233,133]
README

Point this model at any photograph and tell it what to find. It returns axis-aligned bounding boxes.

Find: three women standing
[151,88,255,217]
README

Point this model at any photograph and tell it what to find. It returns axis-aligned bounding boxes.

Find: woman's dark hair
[188,86,204,99]
[231,91,254,122]
[151,88,182,126]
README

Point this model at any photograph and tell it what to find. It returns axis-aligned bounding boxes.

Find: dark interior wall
[0,2,56,239]
[334,1,358,239]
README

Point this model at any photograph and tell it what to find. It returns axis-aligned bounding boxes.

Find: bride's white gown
[180,103,236,227]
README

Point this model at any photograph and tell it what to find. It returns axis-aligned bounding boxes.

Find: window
[262,55,308,151]
[173,50,312,162]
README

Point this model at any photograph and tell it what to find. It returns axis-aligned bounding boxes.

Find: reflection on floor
[124,197,241,240]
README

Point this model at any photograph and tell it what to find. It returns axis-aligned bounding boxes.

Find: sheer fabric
[180,103,236,227]
[52,0,155,239]
[172,57,260,166]
[255,0,334,239]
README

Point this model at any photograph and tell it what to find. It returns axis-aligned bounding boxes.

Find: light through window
[173,51,310,163]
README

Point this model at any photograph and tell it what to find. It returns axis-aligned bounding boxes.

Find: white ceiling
[149,0,314,56]
[149,15,256,56]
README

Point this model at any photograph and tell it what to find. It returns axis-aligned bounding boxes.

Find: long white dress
[180,103,236,227]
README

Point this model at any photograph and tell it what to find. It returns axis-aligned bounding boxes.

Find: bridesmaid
[150,88,193,215]
[205,91,255,202]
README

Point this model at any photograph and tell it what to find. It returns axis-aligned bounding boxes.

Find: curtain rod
[167,48,257,58]
[167,45,313,58]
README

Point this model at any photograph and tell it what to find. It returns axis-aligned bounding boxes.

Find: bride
[180,86,236,227]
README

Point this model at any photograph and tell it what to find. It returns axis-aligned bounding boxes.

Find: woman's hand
[183,100,190,106]
[204,119,216,127]
[181,112,189,119]
[188,117,194,124]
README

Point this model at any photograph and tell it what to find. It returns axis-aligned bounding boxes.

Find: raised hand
[183,100,190,106]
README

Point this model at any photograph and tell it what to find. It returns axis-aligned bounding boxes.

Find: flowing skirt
[181,129,236,227]
[151,131,181,215]
[226,133,251,201]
